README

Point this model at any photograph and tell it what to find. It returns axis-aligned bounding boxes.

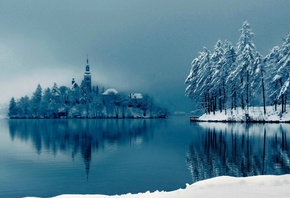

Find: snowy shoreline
[47,175,290,198]
[192,106,290,123]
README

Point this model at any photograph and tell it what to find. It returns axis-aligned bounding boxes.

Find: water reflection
[8,119,162,178]
[187,123,290,183]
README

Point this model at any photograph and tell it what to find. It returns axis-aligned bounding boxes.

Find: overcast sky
[0,0,289,112]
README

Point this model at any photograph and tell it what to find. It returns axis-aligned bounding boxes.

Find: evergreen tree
[185,57,202,99]
[223,40,237,110]
[50,83,61,116]
[185,47,212,113]
[8,97,18,118]
[265,46,281,110]
[31,84,42,117]
[253,52,266,114]
[18,96,31,118]
[276,32,290,113]
[210,40,225,112]
[42,88,53,118]
[233,21,257,110]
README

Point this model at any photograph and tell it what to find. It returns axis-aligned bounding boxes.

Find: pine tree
[233,21,257,111]
[17,96,31,118]
[31,84,42,117]
[8,97,18,118]
[42,88,53,118]
[210,40,226,112]
[185,48,212,113]
[224,40,237,110]
[253,52,266,114]
[265,46,281,110]
[276,32,290,113]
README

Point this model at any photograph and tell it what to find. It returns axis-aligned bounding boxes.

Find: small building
[129,93,143,100]
[71,78,79,90]
[128,93,143,108]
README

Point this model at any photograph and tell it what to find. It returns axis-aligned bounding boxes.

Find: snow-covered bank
[197,106,290,122]
[50,175,290,198]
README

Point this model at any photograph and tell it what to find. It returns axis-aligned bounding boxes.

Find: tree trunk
[246,70,249,110]
[261,70,266,114]
[233,86,237,110]
[219,88,222,113]
[282,94,285,113]
[241,76,244,110]
[284,95,287,113]
[223,80,227,114]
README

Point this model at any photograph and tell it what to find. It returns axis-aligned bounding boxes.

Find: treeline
[185,21,290,115]
[8,83,168,119]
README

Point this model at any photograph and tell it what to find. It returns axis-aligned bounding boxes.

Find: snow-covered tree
[19,96,31,118]
[253,52,266,114]
[210,40,226,112]
[185,47,213,113]
[232,21,257,110]
[31,84,42,117]
[265,46,281,110]
[223,40,237,110]
[276,32,290,113]
[8,97,18,118]
[185,56,202,99]
[42,88,53,118]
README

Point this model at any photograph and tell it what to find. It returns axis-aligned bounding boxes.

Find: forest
[185,21,290,115]
[8,83,168,119]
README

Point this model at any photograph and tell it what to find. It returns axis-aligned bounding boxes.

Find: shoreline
[190,106,290,123]
[190,117,290,123]
[7,116,168,120]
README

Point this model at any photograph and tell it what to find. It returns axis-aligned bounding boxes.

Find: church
[71,57,92,93]
[70,58,143,101]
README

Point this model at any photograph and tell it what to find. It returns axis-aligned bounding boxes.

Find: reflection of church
[71,57,92,93]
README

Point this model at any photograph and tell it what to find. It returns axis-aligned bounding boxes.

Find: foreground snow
[50,175,290,198]
[198,106,290,122]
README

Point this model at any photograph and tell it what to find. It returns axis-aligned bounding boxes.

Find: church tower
[84,56,92,93]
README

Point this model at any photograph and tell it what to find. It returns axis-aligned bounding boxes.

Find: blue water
[0,117,290,197]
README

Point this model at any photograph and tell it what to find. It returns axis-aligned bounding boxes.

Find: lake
[0,117,290,197]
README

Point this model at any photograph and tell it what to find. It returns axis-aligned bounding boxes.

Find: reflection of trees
[187,123,290,183]
[8,119,161,179]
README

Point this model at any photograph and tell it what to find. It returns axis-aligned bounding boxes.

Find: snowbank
[198,106,290,122]
[49,175,290,198]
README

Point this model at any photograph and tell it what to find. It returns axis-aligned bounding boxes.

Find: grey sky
[0,0,289,112]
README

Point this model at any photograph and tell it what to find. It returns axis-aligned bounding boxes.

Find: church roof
[102,88,118,95]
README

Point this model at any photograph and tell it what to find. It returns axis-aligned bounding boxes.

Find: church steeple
[84,55,92,93]
[85,54,90,74]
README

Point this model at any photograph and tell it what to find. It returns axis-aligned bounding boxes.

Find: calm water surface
[0,117,290,197]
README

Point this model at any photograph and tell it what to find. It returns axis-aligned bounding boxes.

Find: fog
[0,0,289,111]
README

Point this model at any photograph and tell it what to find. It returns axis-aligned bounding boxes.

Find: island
[8,58,168,119]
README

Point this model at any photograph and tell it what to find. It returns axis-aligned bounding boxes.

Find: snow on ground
[49,175,290,198]
[198,106,290,122]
